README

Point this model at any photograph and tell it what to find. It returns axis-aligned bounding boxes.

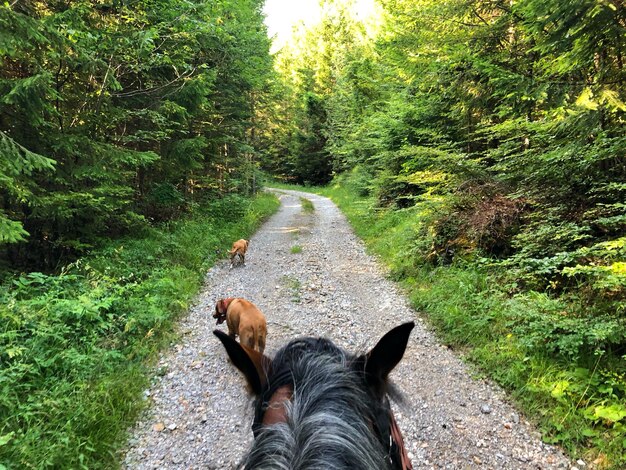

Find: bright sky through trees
[263,0,376,52]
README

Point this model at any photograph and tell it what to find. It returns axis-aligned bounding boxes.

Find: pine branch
[111,67,197,98]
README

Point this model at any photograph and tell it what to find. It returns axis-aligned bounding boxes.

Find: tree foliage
[259,0,376,185]
[266,0,626,298]
[1,0,273,268]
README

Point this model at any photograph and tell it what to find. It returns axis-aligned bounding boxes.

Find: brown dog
[229,239,249,268]
[214,298,266,353]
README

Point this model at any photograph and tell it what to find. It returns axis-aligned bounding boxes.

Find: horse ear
[213,330,268,395]
[364,322,414,396]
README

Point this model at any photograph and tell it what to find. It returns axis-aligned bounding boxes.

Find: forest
[1,0,625,468]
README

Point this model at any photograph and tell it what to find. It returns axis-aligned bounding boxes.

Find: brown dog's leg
[258,334,266,354]
[240,329,255,350]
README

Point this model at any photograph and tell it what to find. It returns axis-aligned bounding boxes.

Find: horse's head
[214,322,415,469]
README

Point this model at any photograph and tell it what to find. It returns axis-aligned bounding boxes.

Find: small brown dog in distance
[229,239,249,268]
[214,298,266,353]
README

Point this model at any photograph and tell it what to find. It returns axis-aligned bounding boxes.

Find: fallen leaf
[153,422,165,432]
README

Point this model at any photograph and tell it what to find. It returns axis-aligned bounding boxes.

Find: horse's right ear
[363,322,414,397]
[213,330,268,395]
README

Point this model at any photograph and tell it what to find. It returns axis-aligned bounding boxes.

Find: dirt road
[123,189,571,469]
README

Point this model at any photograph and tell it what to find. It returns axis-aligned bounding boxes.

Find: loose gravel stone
[122,189,573,469]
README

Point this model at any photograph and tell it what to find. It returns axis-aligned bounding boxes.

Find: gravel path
[123,189,573,469]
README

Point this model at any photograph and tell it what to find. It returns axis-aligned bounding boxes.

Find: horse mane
[243,337,396,470]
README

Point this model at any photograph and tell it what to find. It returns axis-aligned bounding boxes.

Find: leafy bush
[506,292,626,360]
[143,183,187,221]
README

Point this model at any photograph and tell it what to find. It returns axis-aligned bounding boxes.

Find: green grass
[309,179,626,469]
[299,197,315,213]
[0,192,280,469]
[281,275,302,303]
[291,245,303,254]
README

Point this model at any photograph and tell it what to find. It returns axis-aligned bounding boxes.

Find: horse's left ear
[213,330,269,395]
[363,322,414,397]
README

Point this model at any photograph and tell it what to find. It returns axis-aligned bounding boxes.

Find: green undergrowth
[298,180,625,469]
[0,192,280,469]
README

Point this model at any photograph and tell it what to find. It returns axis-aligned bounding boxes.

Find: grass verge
[0,192,280,469]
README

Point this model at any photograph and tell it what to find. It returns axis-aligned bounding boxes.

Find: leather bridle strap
[261,386,292,426]
[390,410,412,470]
[252,384,292,437]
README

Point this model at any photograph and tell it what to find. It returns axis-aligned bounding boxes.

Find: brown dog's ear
[215,299,224,314]
[213,330,269,395]
[362,322,414,397]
